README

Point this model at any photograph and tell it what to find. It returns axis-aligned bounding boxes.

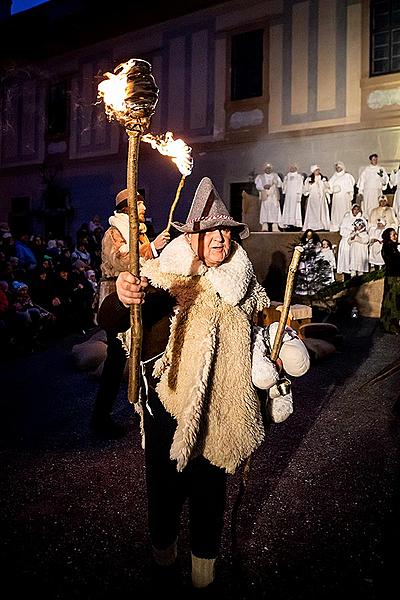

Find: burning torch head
[117,59,158,127]
[98,58,159,131]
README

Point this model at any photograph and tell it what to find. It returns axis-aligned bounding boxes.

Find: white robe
[302,175,330,231]
[348,229,369,273]
[279,171,303,227]
[368,226,385,266]
[336,210,365,274]
[357,165,389,219]
[390,169,400,217]
[255,172,282,224]
[328,171,355,231]
[368,205,397,230]
[320,247,336,282]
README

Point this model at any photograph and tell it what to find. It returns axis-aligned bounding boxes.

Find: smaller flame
[97,59,136,119]
[142,131,193,176]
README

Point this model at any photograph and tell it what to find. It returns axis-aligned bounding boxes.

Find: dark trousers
[143,388,227,558]
[93,332,127,418]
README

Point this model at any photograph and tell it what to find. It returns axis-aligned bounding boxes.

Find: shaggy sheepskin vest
[139,235,269,474]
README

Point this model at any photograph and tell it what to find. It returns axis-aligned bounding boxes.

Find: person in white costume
[255,163,283,231]
[328,161,355,231]
[348,218,369,276]
[389,165,400,218]
[357,153,389,220]
[279,164,304,229]
[369,217,386,270]
[302,165,330,231]
[368,195,397,230]
[320,238,336,282]
[336,204,365,277]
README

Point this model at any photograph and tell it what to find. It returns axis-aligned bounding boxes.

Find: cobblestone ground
[1,315,399,599]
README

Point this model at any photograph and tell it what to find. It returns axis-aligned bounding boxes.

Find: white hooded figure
[279,164,304,228]
[389,166,400,217]
[348,218,369,276]
[302,165,330,231]
[328,162,355,232]
[336,204,364,275]
[357,153,389,219]
[368,218,386,268]
[255,162,283,231]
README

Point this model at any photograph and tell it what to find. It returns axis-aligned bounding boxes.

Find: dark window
[231,29,264,101]
[47,81,69,136]
[370,0,400,75]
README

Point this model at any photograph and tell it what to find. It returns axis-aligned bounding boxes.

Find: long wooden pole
[165,174,186,232]
[270,245,303,362]
[127,128,143,404]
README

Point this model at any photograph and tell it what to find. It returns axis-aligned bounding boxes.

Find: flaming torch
[142,131,193,231]
[98,58,159,404]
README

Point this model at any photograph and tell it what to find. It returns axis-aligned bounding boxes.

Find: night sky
[11,0,49,15]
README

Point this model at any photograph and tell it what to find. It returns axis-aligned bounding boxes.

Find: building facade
[0,0,399,238]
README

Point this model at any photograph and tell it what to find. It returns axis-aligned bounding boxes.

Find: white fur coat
[139,235,269,473]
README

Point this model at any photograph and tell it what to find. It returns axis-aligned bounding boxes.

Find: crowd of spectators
[0,216,105,355]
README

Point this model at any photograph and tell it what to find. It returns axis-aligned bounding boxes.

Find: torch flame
[142,131,193,177]
[97,59,136,120]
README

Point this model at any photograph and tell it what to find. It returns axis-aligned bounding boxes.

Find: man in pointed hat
[98,177,271,590]
[91,189,170,439]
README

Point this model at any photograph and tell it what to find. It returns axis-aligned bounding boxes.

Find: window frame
[370,0,400,77]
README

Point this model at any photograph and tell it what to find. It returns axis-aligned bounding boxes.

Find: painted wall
[1,0,399,238]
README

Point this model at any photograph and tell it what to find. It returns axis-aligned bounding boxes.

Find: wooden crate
[262,302,312,336]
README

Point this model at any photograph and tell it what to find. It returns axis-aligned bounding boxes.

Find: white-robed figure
[255,162,283,231]
[337,204,364,275]
[320,238,336,282]
[368,195,397,230]
[302,165,330,231]
[328,161,355,231]
[389,166,400,218]
[348,218,369,276]
[279,164,303,229]
[357,153,389,219]
[369,218,386,269]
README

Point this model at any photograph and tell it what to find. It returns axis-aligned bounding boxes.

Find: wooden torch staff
[270,245,304,362]
[127,129,143,405]
[165,174,186,233]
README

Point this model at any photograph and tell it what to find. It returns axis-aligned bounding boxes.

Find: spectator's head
[72,259,86,272]
[321,239,332,249]
[382,227,397,244]
[369,153,378,165]
[263,163,273,174]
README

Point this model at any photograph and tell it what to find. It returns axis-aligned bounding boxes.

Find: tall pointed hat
[172,177,249,239]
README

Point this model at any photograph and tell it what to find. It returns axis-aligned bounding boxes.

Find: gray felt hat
[172,177,249,239]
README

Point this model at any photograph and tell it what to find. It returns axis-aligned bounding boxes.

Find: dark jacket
[97,288,174,361]
[382,241,400,276]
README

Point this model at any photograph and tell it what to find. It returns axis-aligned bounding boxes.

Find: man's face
[313,168,321,176]
[335,165,343,173]
[390,230,398,243]
[186,228,232,268]
[137,199,146,222]
[370,155,378,165]
[289,165,297,173]
[352,205,360,216]
[379,197,387,207]
[265,165,273,174]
